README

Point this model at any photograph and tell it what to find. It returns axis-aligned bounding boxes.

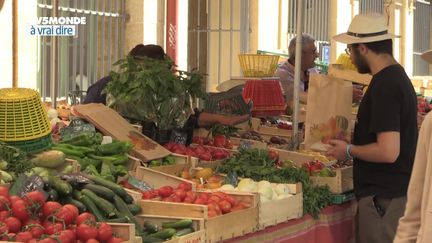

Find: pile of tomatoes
[0,186,124,243]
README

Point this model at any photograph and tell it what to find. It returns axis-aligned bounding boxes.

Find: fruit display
[0,186,127,242]
[192,135,233,149]
[302,160,336,177]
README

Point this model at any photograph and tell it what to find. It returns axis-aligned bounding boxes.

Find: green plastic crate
[331,191,355,204]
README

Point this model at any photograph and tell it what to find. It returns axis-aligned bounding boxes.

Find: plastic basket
[238,54,280,77]
[5,133,52,154]
[204,90,251,115]
[0,88,51,141]
[242,79,286,116]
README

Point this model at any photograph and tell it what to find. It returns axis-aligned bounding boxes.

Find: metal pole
[12,0,18,87]
[51,0,59,109]
[293,0,303,149]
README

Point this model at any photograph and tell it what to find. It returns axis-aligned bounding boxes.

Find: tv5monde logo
[29,17,86,37]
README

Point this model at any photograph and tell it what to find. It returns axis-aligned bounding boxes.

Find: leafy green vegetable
[209,124,239,137]
[105,55,207,130]
[0,142,32,176]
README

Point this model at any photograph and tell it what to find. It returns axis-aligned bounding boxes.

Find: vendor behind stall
[83,44,249,143]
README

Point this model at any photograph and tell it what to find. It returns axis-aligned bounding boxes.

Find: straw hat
[333,13,397,44]
[422,50,432,64]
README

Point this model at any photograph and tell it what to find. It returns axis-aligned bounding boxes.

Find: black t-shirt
[353,64,418,199]
[83,76,112,105]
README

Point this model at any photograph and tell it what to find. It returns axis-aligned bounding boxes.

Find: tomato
[26,224,44,238]
[173,189,187,201]
[107,237,124,243]
[207,202,221,215]
[11,199,30,221]
[4,217,21,233]
[158,186,174,198]
[76,223,98,242]
[44,221,63,235]
[56,229,75,243]
[185,191,197,201]
[0,186,9,198]
[63,204,79,219]
[177,182,192,192]
[42,201,62,218]
[183,196,195,203]
[218,200,232,214]
[97,222,112,242]
[36,237,57,243]
[24,218,42,226]
[16,231,34,242]
[28,239,38,243]
[193,198,207,205]
[0,210,10,221]
[55,207,74,226]
[141,191,154,200]
[213,135,227,147]
[208,195,221,203]
[24,191,46,208]
[86,239,99,243]
[76,213,96,226]
[207,210,218,218]
[0,222,9,235]
[9,195,20,205]
[0,196,10,211]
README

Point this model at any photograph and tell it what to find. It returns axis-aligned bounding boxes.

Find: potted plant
[104,55,206,143]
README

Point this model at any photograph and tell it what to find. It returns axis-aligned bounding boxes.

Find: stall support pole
[50,0,59,109]
[292,0,304,149]
[12,0,18,88]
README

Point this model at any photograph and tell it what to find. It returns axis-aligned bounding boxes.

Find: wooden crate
[62,158,81,173]
[134,166,196,190]
[258,192,303,229]
[235,117,261,132]
[135,215,205,243]
[150,163,190,176]
[229,137,268,150]
[127,155,143,172]
[310,166,353,194]
[257,125,293,138]
[271,148,314,166]
[109,223,136,242]
[139,191,259,242]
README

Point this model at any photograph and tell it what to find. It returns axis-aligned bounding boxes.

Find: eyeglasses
[345,47,351,55]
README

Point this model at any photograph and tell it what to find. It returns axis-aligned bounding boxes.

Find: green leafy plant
[105,55,207,130]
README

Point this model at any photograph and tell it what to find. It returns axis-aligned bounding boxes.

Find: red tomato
[55,207,74,225]
[185,191,197,201]
[76,213,96,226]
[9,195,20,205]
[218,200,232,214]
[207,202,221,215]
[0,210,11,221]
[63,204,79,219]
[15,231,34,242]
[141,191,154,200]
[183,196,195,203]
[26,224,44,238]
[11,199,30,221]
[24,191,46,207]
[193,198,207,205]
[76,224,98,242]
[173,189,187,201]
[107,237,124,243]
[56,229,75,243]
[42,201,62,218]
[86,239,99,243]
[177,182,192,191]
[44,221,63,235]
[36,238,57,243]
[207,210,218,218]
[24,218,42,226]
[0,186,9,198]
[0,196,10,211]
[0,222,9,235]
[158,186,174,198]
[223,196,238,207]
[4,217,21,233]
[97,222,112,242]
[208,196,221,203]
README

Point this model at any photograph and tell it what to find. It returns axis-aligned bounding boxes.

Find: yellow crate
[238,54,279,77]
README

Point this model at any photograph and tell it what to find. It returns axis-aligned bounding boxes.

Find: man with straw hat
[394,49,432,243]
[327,13,418,243]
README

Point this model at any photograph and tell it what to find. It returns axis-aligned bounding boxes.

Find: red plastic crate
[242,80,286,116]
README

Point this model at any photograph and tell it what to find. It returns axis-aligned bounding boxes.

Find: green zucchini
[80,194,105,221]
[83,184,116,200]
[86,175,131,202]
[107,217,129,223]
[113,195,145,236]
[161,219,193,229]
[81,189,118,218]
[142,236,163,243]
[174,227,194,237]
[127,204,142,215]
[148,228,176,240]
[144,221,159,234]
[49,176,72,195]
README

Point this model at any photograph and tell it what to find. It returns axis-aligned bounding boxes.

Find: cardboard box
[72,104,170,161]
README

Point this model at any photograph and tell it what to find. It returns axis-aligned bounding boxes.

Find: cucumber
[144,221,159,234]
[174,227,194,237]
[63,197,87,214]
[142,236,163,243]
[113,195,145,236]
[83,184,116,200]
[80,194,105,221]
[107,217,129,223]
[49,176,72,195]
[127,204,142,215]
[148,228,176,240]
[86,175,130,202]
[81,189,118,218]
[161,219,193,229]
